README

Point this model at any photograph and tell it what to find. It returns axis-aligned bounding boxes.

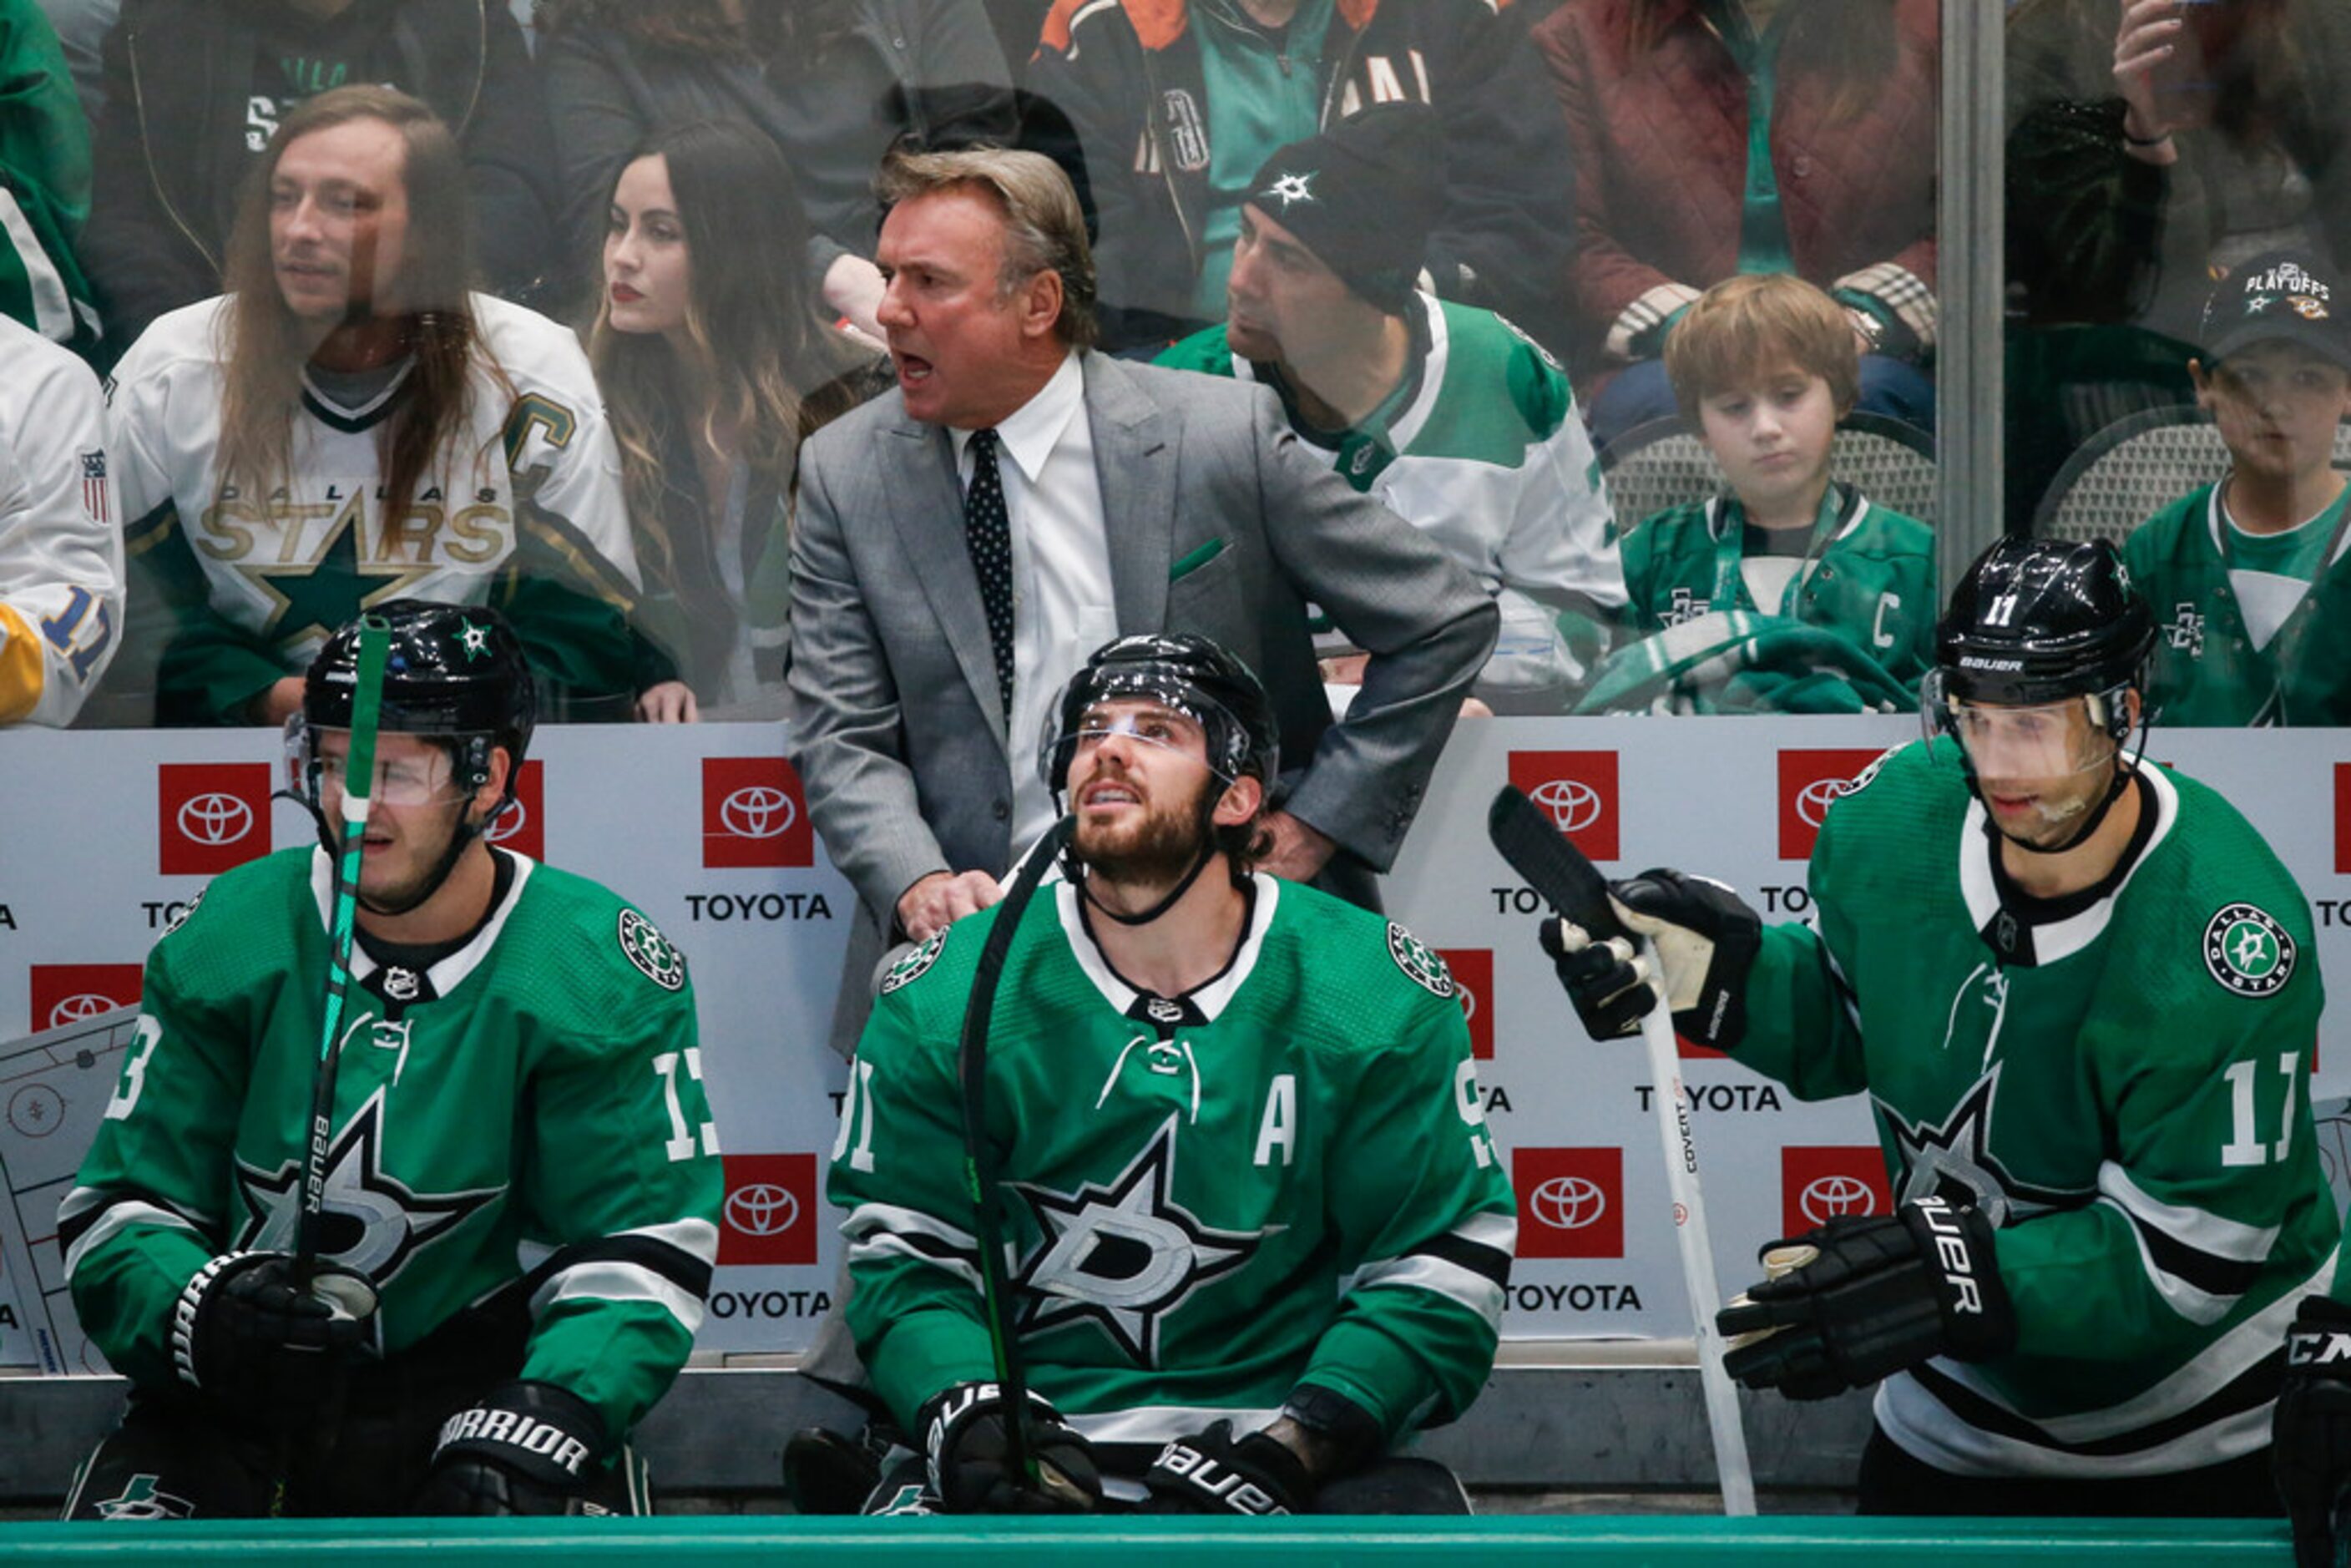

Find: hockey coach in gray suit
[785,144,1497,1055]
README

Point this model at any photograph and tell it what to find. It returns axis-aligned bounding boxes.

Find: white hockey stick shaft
[1636,933,1756,1518]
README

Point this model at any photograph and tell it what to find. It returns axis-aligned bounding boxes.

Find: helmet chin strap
[283,780,500,920]
[1064,787,1227,928]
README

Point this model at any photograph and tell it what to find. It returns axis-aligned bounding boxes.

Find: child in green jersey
[2124,247,2351,725]
[1599,273,1935,711]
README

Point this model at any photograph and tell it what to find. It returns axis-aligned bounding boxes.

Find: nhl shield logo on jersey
[618,908,687,992]
[2203,903,2295,998]
[879,928,948,996]
[1388,923,1454,999]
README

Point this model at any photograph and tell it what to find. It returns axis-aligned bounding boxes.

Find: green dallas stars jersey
[830,875,1515,1453]
[59,846,720,1446]
[1737,739,2337,1479]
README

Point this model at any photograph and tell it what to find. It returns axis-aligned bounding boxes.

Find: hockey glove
[1716,1197,2015,1401]
[920,1382,1101,1514]
[1141,1420,1315,1515]
[172,1252,375,1411]
[411,1380,609,1515]
[2274,1295,2351,1568]
[1542,868,1762,1050]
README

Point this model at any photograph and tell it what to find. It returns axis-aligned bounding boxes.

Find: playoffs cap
[2199,248,2351,373]
[1245,102,1441,311]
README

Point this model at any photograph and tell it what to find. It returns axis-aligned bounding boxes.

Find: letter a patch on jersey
[1388,923,1454,998]
[879,928,948,995]
[2203,903,2295,999]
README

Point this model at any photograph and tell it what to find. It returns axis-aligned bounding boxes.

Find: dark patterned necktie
[963,427,1014,716]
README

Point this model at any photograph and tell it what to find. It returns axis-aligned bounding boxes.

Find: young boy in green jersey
[2124,248,2351,725]
[1609,272,1935,708]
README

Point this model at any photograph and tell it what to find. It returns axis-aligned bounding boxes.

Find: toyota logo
[1529,1175,1607,1231]
[485,799,527,843]
[177,792,254,846]
[1528,778,1603,834]
[726,1182,801,1236]
[1799,1174,1877,1225]
[1795,776,1854,828]
[48,994,122,1027]
[720,786,795,840]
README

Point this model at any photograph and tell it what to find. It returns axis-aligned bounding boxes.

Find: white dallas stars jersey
[0,310,121,725]
[107,293,642,719]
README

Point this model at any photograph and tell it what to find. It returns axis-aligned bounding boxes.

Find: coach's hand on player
[2273,1296,2351,1568]
[173,1252,376,1412]
[1716,1196,2016,1401]
[1542,868,1762,1050]
[1141,1420,1315,1515]
[412,1381,608,1515]
[897,870,1003,943]
[921,1383,1101,1514]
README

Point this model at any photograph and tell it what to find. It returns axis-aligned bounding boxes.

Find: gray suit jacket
[785,351,1498,1054]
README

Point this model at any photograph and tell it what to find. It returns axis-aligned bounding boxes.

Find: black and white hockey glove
[411,1380,609,1516]
[172,1252,375,1411]
[1715,1197,2016,1400]
[1141,1420,1315,1515]
[2274,1296,2351,1568]
[920,1382,1101,1514]
[1542,868,1762,1050]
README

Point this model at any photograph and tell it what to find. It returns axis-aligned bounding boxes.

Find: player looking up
[58,601,719,1519]
[827,632,1514,1515]
[1549,537,2336,1514]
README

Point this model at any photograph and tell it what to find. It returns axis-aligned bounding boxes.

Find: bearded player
[1551,538,2336,1515]
[827,633,1514,1515]
[58,601,719,1518]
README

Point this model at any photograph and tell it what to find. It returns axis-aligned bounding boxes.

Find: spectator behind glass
[1155,103,1627,714]
[104,84,667,728]
[0,309,120,724]
[2006,0,2351,528]
[2123,250,2351,726]
[536,0,1011,341]
[1028,0,1575,356]
[0,0,97,355]
[591,119,887,721]
[1587,272,1935,713]
[82,0,559,363]
[1534,0,1939,453]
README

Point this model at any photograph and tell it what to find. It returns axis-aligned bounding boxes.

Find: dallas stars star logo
[1881,1067,2079,1226]
[1260,172,1316,210]
[247,497,432,647]
[1010,1116,1271,1366]
[235,1087,497,1288]
[457,619,492,662]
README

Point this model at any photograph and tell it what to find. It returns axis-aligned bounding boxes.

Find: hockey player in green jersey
[1604,272,1935,711]
[1551,538,2337,1515]
[828,634,1514,1515]
[2124,247,2351,726]
[1155,105,1625,715]
[58,601,720,1519]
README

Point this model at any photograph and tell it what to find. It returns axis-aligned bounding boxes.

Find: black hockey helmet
[1039,633,1279,797]
[1931,538,2156,711]
[302,599,536,796]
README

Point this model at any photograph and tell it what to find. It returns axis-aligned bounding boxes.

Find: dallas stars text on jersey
[59,847,721,1442]
[1738,739,2337,1479]
[831,876,1516,1453]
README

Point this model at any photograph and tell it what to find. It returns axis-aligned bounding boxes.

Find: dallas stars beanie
[1245,103,1441,313]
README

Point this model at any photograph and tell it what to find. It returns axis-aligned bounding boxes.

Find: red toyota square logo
[1505,751,1619,862]
[1780,1146,1890,1237]
[159,763,272,875]
[1438,948,1494,1060]
[29,964,143,1033]
[719,1153,817,1266]
[1511,1146,1623,1259]
[2336,765,2351,874]
[1778,749,1886,862]
[703,757,812,869]
[482,760,544,861]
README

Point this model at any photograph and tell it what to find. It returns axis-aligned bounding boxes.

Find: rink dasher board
[0,718,2344,1364]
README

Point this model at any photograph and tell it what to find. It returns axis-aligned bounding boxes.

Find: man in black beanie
[1158,104,1626,716]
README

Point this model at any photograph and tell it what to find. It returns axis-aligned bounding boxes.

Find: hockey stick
[1486,787,1757,1517]
[957,813,1076,1498]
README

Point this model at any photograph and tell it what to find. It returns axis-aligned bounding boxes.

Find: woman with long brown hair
[590,118,884,716]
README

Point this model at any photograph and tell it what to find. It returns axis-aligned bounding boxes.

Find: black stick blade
[1485,786,1624,941]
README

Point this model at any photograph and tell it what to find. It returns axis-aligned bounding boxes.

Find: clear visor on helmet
[1920,672,2128,782]
[1038,671,1245,794]
[283,716,469,809]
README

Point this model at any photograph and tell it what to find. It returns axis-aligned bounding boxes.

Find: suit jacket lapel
[1088,355,1175,633]
[880,414,1009,753]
